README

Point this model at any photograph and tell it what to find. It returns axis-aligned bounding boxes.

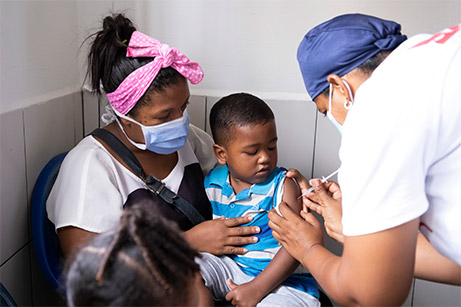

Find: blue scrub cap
[297,13,407,100]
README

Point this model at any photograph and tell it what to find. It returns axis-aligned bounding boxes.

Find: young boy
[197,93,319,306]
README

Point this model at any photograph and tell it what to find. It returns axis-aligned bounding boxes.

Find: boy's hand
[225,278,263,307]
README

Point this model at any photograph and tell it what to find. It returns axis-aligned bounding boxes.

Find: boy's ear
[213,144,227,165]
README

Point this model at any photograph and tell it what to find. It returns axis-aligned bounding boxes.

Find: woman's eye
[155,112,171,121]
[157,115,170,121]
[245,151,258,156]
[268,146,276,151]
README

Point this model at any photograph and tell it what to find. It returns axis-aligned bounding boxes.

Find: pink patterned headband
[106,31,204,115]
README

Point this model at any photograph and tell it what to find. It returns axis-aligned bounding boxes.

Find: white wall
[3,0,460,113]
[0,1,80,113]
[137,0,461,100]
[1,1,460,306]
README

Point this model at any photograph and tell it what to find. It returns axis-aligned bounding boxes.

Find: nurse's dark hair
[319,50,392,98]
[64,203,200,306]
[210,92,275,146]
[84,13,184,117]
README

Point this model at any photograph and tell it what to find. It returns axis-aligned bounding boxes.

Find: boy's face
[214,120,278,191]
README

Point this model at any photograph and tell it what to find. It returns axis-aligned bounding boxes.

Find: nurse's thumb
[311,179,329,204]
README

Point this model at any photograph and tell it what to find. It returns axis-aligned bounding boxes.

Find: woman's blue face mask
[116,110,190,155]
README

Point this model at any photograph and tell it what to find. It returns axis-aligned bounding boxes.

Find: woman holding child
[46,13,260,269]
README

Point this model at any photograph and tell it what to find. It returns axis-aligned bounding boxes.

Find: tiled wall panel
[23,93,80,199]
[0,245,32,306]
[266,98,316,180]
[0,109,29,264]
[82,91,100,136]
[413,279,461,306]
[188,95,207,131]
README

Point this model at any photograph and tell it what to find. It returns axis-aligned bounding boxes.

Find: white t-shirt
[46,124,216,233]
[340,25,461,264]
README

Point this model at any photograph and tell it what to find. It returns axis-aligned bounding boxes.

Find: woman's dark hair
[210,92,275,146]
[65,204,201,306]
[319,50,392,98]
[85,13,184,117]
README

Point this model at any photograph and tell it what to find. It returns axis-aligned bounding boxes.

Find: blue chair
[0,283,16,307]
[31,152,67,293]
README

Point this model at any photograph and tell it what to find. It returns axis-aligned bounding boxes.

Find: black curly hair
[65,204,201,306]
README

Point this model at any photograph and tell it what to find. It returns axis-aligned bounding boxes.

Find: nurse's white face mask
[326,80,354,134]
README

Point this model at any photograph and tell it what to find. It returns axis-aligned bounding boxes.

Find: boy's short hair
[210,93,275,146]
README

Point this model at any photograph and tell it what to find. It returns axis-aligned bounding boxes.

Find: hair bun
[102,13,136,44]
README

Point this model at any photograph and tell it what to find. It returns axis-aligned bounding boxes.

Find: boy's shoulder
[265,166,287,183]
[204,164,229,187]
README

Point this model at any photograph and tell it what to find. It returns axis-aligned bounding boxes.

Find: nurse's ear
[213,144,228,165]
[327,74,349,101]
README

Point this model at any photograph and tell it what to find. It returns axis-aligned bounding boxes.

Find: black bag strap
[92,128,145,178]
[145,175,205,225]
[91,128,205,225]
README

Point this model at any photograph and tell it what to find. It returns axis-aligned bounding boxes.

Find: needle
[297,168,340,199]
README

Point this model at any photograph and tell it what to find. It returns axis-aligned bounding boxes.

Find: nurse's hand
[185,216,260,255]
[287,169,344,244]
[268,202,323,263]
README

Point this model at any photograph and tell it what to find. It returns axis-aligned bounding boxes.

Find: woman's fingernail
[253,237,259,242]
[255,226,260,233]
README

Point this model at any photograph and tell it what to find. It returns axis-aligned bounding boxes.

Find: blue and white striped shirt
[204,165,318,297]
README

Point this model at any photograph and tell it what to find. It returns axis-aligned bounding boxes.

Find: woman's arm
[269,202,419,306]
[289,170,461,286]
[58,226,98,258]
[415,232,461,285]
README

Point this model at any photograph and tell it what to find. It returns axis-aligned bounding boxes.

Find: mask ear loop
[342,80,354,110]
[328,83,333,113]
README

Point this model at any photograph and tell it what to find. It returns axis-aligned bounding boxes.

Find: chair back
[31,152,67,293]
[0,283,17,307]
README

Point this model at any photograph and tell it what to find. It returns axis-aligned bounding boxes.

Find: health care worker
[268,14,461,305]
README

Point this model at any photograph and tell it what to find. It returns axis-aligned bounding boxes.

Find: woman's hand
[268,202,323,263]
[287,169,345,244]
[185,216,260,255]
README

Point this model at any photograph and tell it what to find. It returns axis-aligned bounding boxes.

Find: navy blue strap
[91,128,145,178]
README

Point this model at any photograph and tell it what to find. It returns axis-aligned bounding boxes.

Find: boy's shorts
[195,252,320,307]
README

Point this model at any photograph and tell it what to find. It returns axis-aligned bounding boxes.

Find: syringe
[297,168,340,199]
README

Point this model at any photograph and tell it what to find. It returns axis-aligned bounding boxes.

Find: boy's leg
[257,285,320,307]
[195,253,252,301]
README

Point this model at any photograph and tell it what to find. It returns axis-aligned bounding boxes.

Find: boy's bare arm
[252,177,305,294]
[225,178,304,305]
